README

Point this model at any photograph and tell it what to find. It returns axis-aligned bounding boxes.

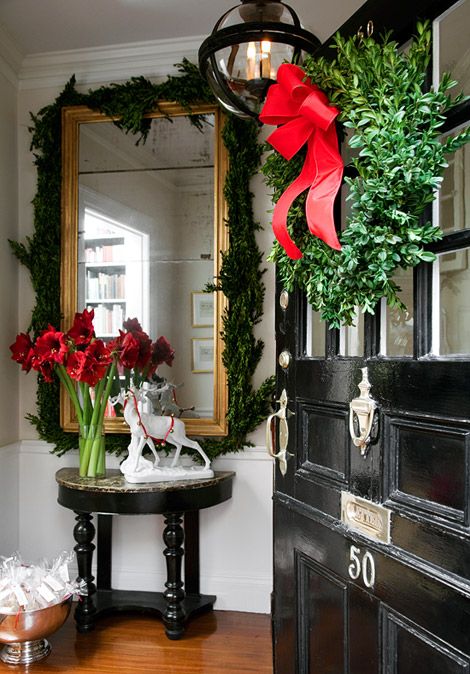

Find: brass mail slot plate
[341,492,392,544]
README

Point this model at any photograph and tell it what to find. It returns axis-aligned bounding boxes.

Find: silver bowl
[0,596,72,664]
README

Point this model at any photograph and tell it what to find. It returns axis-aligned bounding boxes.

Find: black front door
[272,1,470,672]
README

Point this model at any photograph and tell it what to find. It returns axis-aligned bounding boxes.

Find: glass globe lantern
[199,1,321,119]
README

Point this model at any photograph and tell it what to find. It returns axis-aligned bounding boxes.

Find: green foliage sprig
[10,61,274,458]
[204,117,275,456]
[263,22,470,327]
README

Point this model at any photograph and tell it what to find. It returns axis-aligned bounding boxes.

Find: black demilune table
[55,468,234,639]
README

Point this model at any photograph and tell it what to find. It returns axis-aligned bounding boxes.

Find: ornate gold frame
[61,103,228,436]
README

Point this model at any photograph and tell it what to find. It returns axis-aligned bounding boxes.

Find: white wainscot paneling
[0,443,20,555]
[18,442,79,563]
[18,442,273,613]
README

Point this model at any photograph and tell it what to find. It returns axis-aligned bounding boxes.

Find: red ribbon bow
[260,63,343,259]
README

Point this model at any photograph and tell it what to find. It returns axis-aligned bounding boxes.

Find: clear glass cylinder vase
[79,424,106,478]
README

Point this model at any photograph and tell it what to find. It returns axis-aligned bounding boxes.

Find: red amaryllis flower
[67,308,95,346]
[35,327,68,365]
[134,332,152,370]
[107,330,124,355]
[32,358,55,383]
[66,348,109,387]
[150,336,175,370]
[85,340,112,378]
[116,332,140,369]
[10,333,35,372]
[123,317,143,333]
[123,317,152,370]
[66,351,86,381]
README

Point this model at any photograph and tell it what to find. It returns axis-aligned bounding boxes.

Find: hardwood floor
[0,610,273,673]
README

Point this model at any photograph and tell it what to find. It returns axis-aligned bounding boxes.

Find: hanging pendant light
[199,1,321,120]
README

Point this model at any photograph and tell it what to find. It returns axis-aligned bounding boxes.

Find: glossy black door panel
[274,500,470,672]
[272,2,470,671]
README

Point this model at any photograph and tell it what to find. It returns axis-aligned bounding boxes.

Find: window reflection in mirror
[61,104,228,436]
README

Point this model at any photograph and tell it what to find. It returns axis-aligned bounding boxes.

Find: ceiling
[0,0,366,56]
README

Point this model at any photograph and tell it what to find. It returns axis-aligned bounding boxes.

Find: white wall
[0,36,20,552]
[4,40,275,612]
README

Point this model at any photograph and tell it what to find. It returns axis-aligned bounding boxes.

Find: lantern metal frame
[199,1,321,119]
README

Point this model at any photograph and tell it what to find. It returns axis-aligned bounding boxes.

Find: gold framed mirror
[61,103,228,436]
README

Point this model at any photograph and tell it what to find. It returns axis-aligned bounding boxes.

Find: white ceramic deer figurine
[111,387,213,484]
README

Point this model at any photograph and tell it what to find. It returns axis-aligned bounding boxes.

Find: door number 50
[348,545,376,588]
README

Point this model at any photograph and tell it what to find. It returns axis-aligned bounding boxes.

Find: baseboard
[110,567,271,614]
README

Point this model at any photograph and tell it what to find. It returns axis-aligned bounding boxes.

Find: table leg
[97,514,113,590]
[184,510,199,595]
[73,512,97,632]
[162,512,185,640]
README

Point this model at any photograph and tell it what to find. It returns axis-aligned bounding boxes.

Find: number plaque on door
[348,545,376,588]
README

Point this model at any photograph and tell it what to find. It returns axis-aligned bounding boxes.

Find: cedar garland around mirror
[10,61,275,460]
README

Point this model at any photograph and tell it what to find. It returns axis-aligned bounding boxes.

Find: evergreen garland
[10,61,274,458]
[262,23,470,327]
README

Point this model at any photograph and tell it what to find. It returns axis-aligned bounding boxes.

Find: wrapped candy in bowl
[0,553,84,664]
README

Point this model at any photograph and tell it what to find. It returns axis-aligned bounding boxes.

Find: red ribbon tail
[304,127,343,251]
[271,167,314,260]
[305,164,343,250]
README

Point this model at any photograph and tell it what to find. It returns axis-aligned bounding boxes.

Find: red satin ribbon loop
[299,90,336,130]
[259,63,344,259]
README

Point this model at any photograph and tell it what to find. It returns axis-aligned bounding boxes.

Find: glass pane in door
[439,247,470,355]
[339,308,364,356]
[381,267,414,357]
[305,308,326,357]
[439,125,470,234]
[435,0,470,97]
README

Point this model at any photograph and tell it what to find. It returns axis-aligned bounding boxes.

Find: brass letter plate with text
[341,492,392,544]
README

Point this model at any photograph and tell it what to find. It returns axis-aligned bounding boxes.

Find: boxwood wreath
[10,60,275,459]
[262,22,470,327]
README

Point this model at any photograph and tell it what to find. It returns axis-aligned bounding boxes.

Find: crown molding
[0,23,23,87]
[19,35,205,90]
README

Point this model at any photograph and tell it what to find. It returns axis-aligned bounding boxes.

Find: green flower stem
[85,363,117,477]
[97,361,117,428]
[56,365,83,427]
[79,382,92,427]
[81,376,107,477]
[79,428,94,477]
[85,426,105,477]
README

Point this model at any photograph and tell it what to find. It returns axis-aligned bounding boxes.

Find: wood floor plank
[0,610,273,673]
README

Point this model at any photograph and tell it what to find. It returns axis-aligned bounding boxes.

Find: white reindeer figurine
[111,387,213,484]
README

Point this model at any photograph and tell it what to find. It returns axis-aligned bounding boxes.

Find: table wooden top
[56,468,234,494]
[55,468,235,514]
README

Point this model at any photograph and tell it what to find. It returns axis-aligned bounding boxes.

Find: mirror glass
[61,104,228,436]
